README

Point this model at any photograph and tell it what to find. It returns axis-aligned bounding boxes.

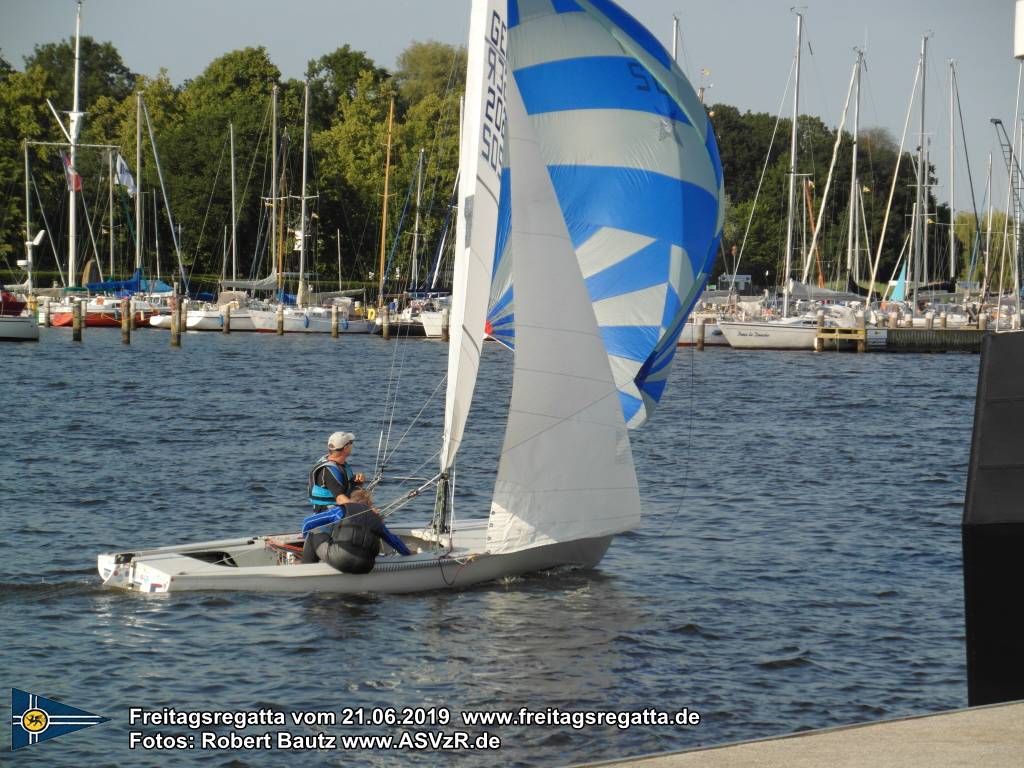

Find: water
[0,329,978,766]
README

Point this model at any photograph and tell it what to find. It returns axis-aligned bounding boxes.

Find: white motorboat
[98,0,723,594]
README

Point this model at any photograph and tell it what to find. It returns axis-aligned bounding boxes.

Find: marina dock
[576,700,1024,768]
[815,327,986,353]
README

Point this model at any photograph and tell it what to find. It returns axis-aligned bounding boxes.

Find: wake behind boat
[98,0,723,594]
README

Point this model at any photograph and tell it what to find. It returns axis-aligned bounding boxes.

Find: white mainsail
[487,77,640,554]
[441,0,509,474]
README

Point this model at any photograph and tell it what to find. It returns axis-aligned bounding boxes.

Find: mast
[912,34,929,310]
[24,141,33,293]
[984,152,993,299]
[949,59,956,281]
[277,129,289,295]
[411,147,425,288]
[782,9,802,318]
[136,92,143,271]
[297,80,310,306]
[847,48,863,282]
[108,150,114,276]
[153,187,160,280]
[271,85,278,293]
[68,0,83,286]
[230,121,237,283]
[378,97,395,307]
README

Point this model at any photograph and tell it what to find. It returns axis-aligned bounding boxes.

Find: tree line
[0,35,1000,293]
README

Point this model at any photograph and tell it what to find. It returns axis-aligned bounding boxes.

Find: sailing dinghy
[97,0,723,594]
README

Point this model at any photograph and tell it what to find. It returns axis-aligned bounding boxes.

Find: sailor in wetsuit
[308,431,364,508]
[304,489,412,572]
[302,432,411,570]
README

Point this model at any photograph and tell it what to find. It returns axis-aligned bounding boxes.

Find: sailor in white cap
[307,431,365,509]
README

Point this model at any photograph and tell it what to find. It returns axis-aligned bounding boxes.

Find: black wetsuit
[301,503,411,573]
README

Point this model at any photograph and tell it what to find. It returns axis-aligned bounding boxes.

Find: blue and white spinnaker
[487,0,724,428]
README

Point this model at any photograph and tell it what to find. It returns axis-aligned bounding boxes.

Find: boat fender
[367,307,376,321]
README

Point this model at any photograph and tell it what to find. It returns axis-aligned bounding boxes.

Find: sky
[0,0,1019,212]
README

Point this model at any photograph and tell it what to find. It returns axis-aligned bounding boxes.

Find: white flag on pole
[115,153,136,197]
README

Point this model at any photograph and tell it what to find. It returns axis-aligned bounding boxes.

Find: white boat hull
[718,319,820,350]
[0,315,39,341]
[185,308,258,332]
[97,520,612,594]
[249,308,373,334]
[676,319,728,346]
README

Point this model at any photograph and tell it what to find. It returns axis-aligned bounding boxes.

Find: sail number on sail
[481,9,508,172]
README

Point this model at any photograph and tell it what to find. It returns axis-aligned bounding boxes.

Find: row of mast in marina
[11,2,434,318]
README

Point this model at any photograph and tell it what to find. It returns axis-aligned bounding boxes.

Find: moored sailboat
[97,0,722,593]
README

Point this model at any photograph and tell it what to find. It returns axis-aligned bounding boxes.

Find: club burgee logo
[10,688,110,751]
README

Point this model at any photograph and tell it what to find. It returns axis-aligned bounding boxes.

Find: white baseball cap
[327,431,355,451]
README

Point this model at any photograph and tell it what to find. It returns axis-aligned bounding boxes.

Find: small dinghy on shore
[98,0,722,595]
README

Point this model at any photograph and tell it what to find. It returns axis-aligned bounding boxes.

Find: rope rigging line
[730,55,794,288]
[380,373,448,469]
[185,135,229,286]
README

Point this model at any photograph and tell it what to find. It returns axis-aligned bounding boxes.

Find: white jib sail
[487,77,641,555]
[441,0,508,474]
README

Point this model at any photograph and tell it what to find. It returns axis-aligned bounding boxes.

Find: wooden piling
[441,308,450,342]
[331,304,339,338]
[814,310,825,352]
[42,297,51,327]
[121,298,131,344]
[171,302,181,347]
[696,319,706,351]
[940,311,948,329]
[72,299,83,342]
[888,311,898,330]
[382,307,391,340]
[223,304,231,334]
[276,304,284,335]
[856,311,866,353]
[926,311,935,330]
[979,313,989,331]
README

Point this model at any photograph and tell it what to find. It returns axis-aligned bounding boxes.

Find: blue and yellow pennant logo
[11,688,109,751]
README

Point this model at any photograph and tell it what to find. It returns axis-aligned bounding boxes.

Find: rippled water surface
[0,328,978,766]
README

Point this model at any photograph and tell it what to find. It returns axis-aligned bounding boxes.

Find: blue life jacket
[307,456,354,509]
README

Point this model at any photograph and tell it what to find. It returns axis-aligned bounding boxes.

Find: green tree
[315,70,399,282]
[24,36,135,110]
[306,45,386,131]
[394,41,465,109]
[0,65,58,264]
[169,48,280,279]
